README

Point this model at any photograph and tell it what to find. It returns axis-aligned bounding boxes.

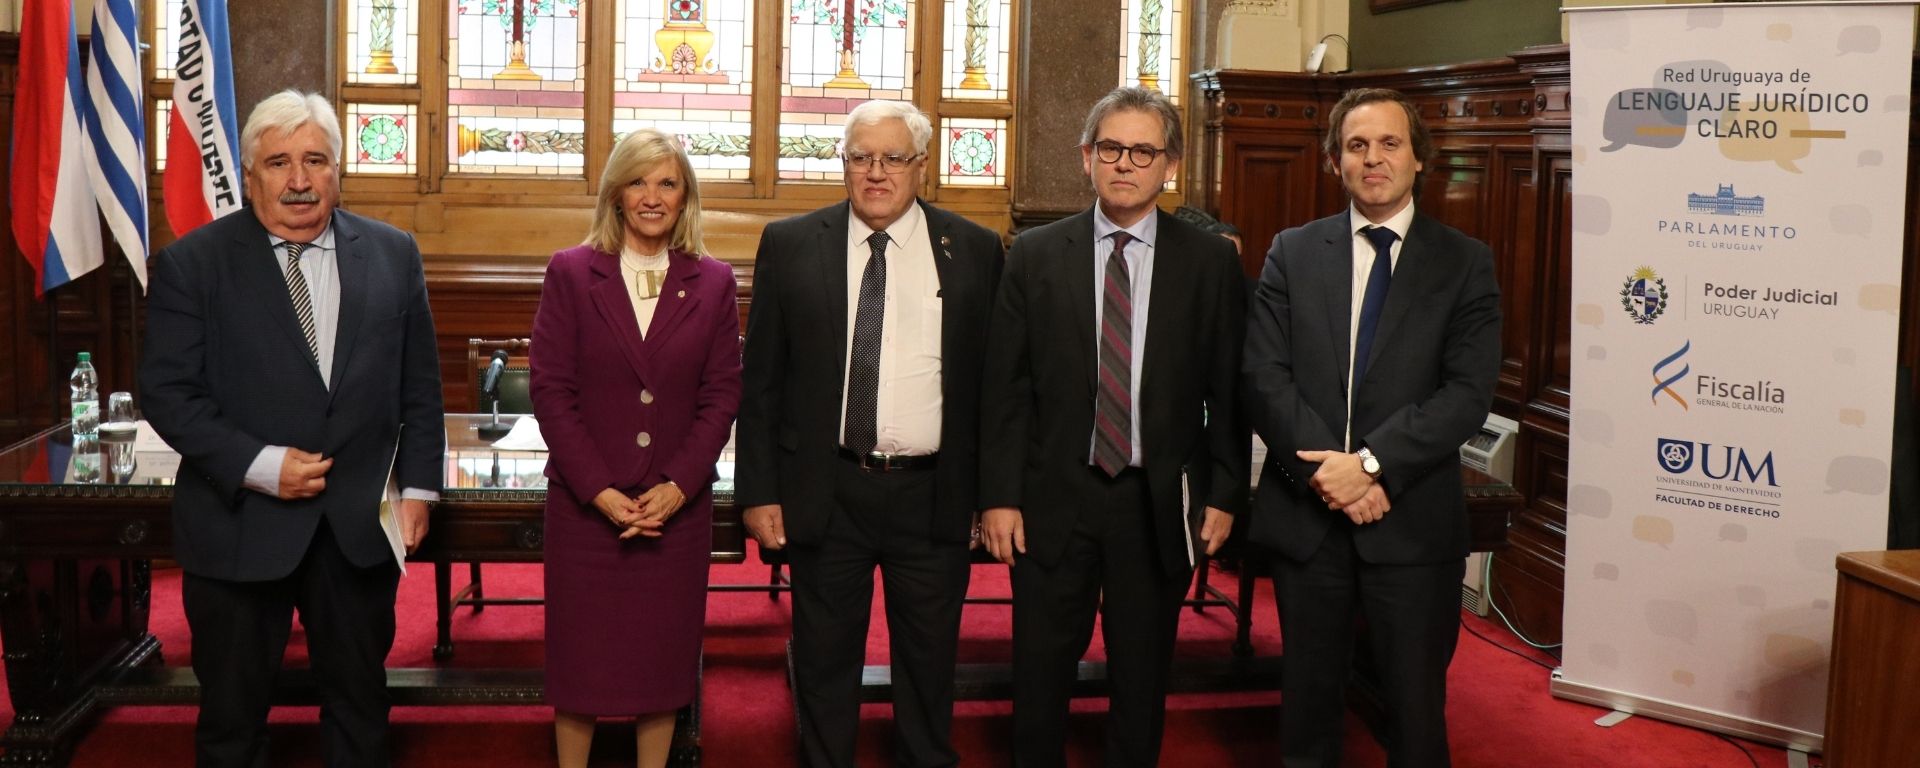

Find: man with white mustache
[141,90,443,767]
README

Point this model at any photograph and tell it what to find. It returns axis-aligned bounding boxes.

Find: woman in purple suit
[530,128,742,768]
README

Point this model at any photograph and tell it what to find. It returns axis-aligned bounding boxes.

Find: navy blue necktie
[1351,226,1398,391]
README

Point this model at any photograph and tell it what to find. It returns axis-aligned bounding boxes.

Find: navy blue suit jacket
[1243,210,1502,565]
[141,208,444,581]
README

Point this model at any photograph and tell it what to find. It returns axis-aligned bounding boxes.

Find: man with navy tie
[1243,87,1503,768]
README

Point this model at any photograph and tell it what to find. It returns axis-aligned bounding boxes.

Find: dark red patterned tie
[1093,232,1134,477]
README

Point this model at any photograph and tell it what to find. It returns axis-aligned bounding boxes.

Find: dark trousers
[1273,524,1465,768]
[182,520,401,768]
[1010,467,1192,768]
[787,460,972,768]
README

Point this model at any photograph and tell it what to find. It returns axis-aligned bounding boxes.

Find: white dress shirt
[1089,202,1155,467]
[840,203,943,455]
[244,222,437,502]
[1345,201,1414,450]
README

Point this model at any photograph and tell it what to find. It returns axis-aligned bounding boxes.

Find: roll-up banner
[1561,0,1915,750]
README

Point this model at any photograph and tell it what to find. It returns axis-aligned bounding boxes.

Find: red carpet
[2,546,1804,766]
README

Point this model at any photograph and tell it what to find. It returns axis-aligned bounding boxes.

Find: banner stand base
[1550,669,1824,754]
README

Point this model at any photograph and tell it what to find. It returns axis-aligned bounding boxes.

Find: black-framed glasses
[843,152,924,174]
[1091,140,1169,168]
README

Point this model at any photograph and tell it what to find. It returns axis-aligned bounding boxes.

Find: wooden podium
[1825,550,1920,766]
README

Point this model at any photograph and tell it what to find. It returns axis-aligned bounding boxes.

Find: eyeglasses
[843,152,924,174]
[1091,141,1170,168]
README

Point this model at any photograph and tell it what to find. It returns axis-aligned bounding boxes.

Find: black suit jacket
[735,200,1004,545]
[141,208,445,581]
[979,207,1249,577]
[1243,210,1501,565]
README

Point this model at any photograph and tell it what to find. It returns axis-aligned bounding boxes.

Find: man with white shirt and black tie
[141,90,443,768]
[1243,87,1503,768]
[736,100,1003,768]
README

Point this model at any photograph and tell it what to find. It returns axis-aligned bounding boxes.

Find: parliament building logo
[1620,266,1669,325]
[1687,184,1764,216]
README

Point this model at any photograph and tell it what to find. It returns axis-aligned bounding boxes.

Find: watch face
[1362,456,1381,474]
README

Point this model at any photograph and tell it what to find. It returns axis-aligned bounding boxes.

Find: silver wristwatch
[1357,447,1382,479]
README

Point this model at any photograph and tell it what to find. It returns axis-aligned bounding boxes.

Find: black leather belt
[837,447,939,472]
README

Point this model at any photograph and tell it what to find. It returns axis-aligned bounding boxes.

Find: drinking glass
[101,392,138,481]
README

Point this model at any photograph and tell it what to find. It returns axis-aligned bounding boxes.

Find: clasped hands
[1296,450,1390,526]
[593,483,687,540]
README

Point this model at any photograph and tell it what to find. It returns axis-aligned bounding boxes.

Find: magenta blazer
[529,244,742,504]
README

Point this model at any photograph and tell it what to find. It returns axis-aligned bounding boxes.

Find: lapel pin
[939,235,953,260]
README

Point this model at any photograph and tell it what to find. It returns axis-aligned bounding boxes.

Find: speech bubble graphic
[1644,599,1698,642]
[1593,562,1621,581]
[1859,284,1900,314]
[1833,347,1857,366]
[1837,25,1882,55]
[1858,149,1884,167]
[1573,408,1616,447]
[1602,89,1687,153]
[1633,515,1675,549]
[1830,205,1872,236]
[1672,669,1696,687]
[1736,585,1766,608]
[1575,303,1607,328]
[1570,484,1614,519]
[1718,523,1747,543]
[1718,107,1810,173]
[1572,194,1612,235]
[1766,24,1792,43]
[1683,9,1722,31]
[1587,345,1607,361]
[1589,643,1620,669]
[1839,408,1866,427]
[1794,538,1844,573]
[1825,455,1888,495]
[1763,633,1822,669]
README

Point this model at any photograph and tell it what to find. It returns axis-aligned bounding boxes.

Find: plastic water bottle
[70,352,100,483]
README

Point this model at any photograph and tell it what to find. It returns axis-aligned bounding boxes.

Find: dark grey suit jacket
[735,200,1004,545]
[140,208,445,581]
[1243,209,1502,566]
[979,207,1249,577]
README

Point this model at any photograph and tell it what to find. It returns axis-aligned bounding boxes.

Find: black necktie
[1352,226,1398,391]
[844,232,889,454]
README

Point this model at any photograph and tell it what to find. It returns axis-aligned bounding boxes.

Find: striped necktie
[284,242,319,366]
[1093,231,1135,477]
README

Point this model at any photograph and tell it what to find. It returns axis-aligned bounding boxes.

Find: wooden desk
[0,415,735,767]
[1825,550,1920,767]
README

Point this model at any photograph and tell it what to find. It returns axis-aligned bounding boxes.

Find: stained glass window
[1119,0,1182,103]
[447,0,588,175]
[612,0,755,181]
[780,0,916,181]
[938,117,1005,187]
[941,0,1009,101]
[346,103,420,175]
[348,0,420,85]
